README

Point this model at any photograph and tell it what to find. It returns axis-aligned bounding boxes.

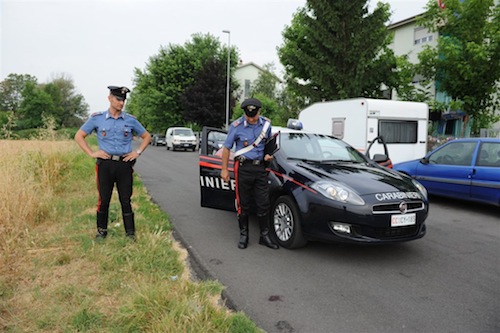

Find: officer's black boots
[258,214,279,249]
[123,212,136,241]
[238,213,249,249]
[96,211,108,240]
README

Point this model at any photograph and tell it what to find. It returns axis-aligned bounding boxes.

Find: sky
[1,0,429,113]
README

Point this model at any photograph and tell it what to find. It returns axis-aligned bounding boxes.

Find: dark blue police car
[199,122,429,249]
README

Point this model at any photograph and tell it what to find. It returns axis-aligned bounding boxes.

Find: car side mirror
[420,157,429,164]
[372,154,389,163]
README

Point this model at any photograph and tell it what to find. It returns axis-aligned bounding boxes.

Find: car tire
[271,195,307,249]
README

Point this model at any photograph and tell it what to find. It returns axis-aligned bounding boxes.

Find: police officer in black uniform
[220,98,279,250]
[74,86,151,240]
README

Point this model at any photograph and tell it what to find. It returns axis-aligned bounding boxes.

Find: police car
[199,121,429,249]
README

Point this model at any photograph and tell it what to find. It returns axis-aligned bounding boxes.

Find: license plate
[391,213,416,227]
[183,143,189,147]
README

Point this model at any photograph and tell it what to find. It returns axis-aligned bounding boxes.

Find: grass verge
[0,139,261,333]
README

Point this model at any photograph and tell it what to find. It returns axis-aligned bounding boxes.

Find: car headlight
[411,179,428,200]
[311,181,365,205]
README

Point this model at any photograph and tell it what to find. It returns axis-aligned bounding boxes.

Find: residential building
[387,2,500,137]
[233,61,282,104]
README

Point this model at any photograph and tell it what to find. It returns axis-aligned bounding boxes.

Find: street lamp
[222,30,230,130]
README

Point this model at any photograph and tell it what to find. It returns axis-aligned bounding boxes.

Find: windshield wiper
[287,157,322,163]
[320,159,363,164]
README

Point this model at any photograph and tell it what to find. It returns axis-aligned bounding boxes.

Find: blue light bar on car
[287,119,303,130]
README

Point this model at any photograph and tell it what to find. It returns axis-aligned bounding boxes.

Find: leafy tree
[417,0,500,135]
[0,74,37,112]
[277,0,402,103]
[17,81,54,129]
[0,73,89,130]
[128,33,239,133]
[180,58,237,128]
[251,63,281,100]
[390,55,435,103]
[44,74,89,127]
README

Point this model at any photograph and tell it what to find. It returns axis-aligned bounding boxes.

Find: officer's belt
[110,155,125,161]
[235,156,263,165]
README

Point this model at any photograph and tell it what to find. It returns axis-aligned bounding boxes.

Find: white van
[165,127,197,151]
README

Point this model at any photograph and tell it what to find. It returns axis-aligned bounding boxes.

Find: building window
[244,80,251,98]
[414,27,433,45]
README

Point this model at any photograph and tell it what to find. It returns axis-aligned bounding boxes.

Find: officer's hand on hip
[92,150,109,159]
[124,150,141,162]
[264,154,273,162]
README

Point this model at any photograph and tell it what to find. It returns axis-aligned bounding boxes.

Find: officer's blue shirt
[80,110,146,155]
[223,116,271,160]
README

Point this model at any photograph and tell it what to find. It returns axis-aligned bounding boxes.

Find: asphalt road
[134,144,500,333]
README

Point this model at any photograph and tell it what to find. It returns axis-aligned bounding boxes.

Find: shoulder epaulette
[261,116,270,122]
[125,113,137,119]
[90,111,104,117]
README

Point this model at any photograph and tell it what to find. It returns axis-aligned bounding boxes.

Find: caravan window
[379,120,418,144]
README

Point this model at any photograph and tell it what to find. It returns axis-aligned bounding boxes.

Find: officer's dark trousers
[235,162,270,216]
[95,158,135,235]
[234,161,278,248]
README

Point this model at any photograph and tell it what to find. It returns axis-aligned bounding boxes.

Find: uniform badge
[243,141,248,147]
[124,131,129,137]
[102,130,106,137]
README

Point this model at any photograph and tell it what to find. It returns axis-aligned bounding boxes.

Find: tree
[277,0,401,103]
[251,63,281,100]
[0,73,89,130]
[393,56,433,102]
[128,33,239,133]
[43,74,89,127]
[0,74,37,112]
[417,0,500,135]
[180,58,238,128]
[17,81,54,129]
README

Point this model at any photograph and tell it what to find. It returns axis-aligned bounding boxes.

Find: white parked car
[165,127,197,151]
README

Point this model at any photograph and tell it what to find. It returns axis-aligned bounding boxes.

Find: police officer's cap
[108,85,130,101]
[241,98,262,110]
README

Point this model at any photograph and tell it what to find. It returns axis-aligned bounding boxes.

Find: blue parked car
[393,138,500,207]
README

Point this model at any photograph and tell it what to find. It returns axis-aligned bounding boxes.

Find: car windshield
[209,132,227,141]
[281,132,367,163]
[175,129,194,136]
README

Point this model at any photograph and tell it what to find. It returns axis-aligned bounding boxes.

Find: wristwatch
[136,149,142,155]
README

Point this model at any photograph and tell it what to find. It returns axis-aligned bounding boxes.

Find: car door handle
[469,168,476,178]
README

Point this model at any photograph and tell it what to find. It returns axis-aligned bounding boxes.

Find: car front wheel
[271,196,307,249]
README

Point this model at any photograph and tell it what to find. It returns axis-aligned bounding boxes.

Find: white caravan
[298,98,429,164]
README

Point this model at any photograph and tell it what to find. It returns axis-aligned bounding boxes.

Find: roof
[236,62,282,83]
[387,12,425,30]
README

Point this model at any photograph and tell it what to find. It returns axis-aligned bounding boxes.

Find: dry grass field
[0,139,260,333]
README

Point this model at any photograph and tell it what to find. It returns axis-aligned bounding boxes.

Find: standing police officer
[220,98,279,250]
[74,86,151,240]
